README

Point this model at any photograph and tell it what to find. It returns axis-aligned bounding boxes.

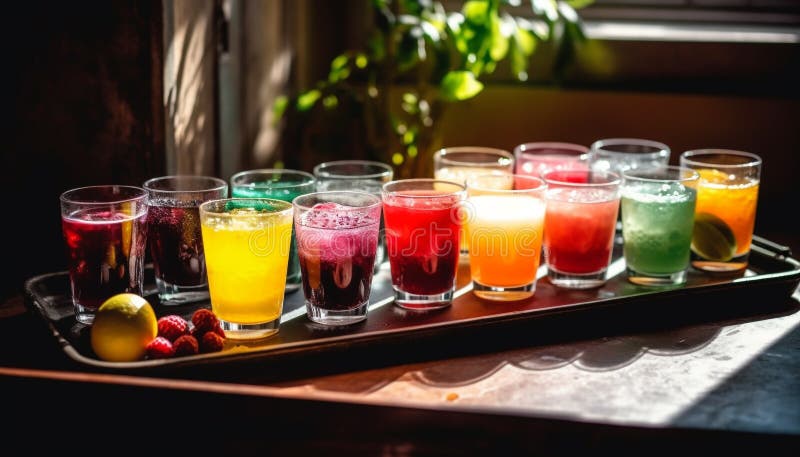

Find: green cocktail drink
[620,166,698,286]
[230,169,316,293]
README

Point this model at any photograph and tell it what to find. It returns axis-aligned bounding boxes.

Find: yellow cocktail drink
[200,199,293,339]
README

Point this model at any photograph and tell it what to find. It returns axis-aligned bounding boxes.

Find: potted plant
[276,0,590,178]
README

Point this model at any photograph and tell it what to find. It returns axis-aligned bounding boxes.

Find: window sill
[584,20,800,44]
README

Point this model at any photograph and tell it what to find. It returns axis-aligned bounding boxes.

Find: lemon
[91,293,157,362]
[691,212,736,262]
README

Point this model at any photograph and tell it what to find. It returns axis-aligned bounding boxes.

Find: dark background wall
[3,1,164,300]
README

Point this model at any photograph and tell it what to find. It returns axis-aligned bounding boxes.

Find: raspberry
[173,335,199,356]
[192,322,225,340]
[191,309,219,334]
[157,315,189,342]
[145,337,174,359]
[200,331,225,353]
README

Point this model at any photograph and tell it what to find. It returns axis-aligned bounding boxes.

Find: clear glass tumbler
[143,175,228,305]
[542,170,621,289]
[590,138,671,174]
[313,160,393,269]
[620,166,699,286]
[680,149,761,274]
[514,142,592,178]
[382,179,465,310]
[293,191,382,325]
[465,174,547,301]
[200,198,294,340]
[230,169,315,293]
[60,185,149,324]
[433,147,513,254]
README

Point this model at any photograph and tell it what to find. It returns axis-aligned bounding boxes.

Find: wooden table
[1,279,799,456]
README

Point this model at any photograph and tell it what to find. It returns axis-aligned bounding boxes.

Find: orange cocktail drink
[465,174,546,301]
[680,150,761,273]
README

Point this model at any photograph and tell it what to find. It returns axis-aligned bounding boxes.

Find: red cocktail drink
[382,180,464,309]
[60,186,148,323]
[542,170,621,289]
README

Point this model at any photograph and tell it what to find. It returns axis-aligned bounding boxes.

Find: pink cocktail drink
[294,192,382,325]
[542,170,621,289]
[515,142,591,180]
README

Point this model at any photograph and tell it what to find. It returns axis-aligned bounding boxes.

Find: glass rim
[434,146,514,167]
[542,170,621,187]
[142,175,228,193]
[312,160,394,180]
[680,149,762,168]
[590,138,671,157]
[292,190,382,212]
[466,173,547,193]
[622,165,699,184]
[382,178,466,198]
[230,168,316,189]
[60,185,148,206]
[513,142,589,157]
[199,197,294,216]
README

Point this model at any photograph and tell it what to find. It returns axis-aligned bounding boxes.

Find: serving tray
[24,235,800,377]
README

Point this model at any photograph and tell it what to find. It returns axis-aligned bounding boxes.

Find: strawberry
[200,331,225,353]
[157,315,189,342]
[145,337,174,359]
[191,309,219,334]
[173,334,199,356]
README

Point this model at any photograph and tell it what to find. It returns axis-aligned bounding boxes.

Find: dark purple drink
[147,205,205,286]
[62,208,148,314]
[143,175,227,305]
[294,197,382,325]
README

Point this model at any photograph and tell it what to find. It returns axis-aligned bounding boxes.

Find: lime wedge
[691,212,736,261]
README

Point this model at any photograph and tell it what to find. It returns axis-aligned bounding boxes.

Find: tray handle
[752,235,792,258]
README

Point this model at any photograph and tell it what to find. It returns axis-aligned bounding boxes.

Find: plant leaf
[440,71,484,101]
[463,1,489,25]
[564,0,594,9]
[330,54,348,71]
[514,26,536,56]
[272,95,288,123]
[489,14,509,61]
[297,90,321,111]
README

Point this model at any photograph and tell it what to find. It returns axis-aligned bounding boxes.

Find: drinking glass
[230,169,315,293]
[382,179,465,310]
[433,147,513,254]
[620,166,699,286]
[199,198,293,340]
[143,175,228,305]
[313,160,393,269]
[680,149,761,273]
[433,146,514,184]
[590,138,671,174]
[465,174,546,301]
[60,185,149,324]
[293,191,382,325]
[591,138,671,243]
[514,142,591,178]
[542,170,621,289]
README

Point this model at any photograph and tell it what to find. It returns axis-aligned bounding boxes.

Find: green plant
[276,0,591,178]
